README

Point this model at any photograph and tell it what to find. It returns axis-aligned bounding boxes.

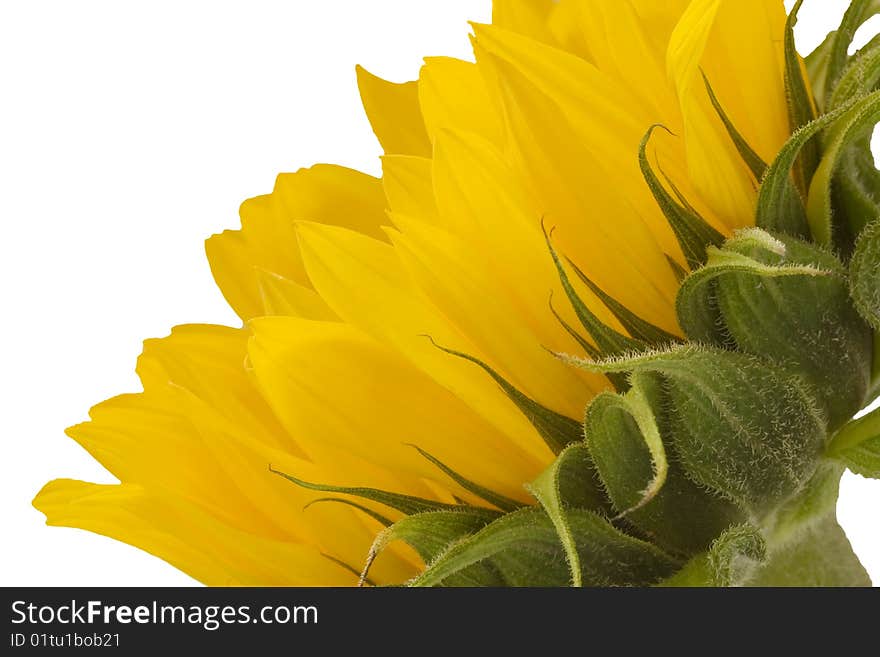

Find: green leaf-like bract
[526,444,595,586]
[827,34,880,112]
[584,371,743,556]
[806,91,880,246]
[409,507,680,587]
[677,229,873,431]
[849,218,880,331]
[565,258,681,346]
[703,72,768,182]
[755,98,861,238]
[784,0,820,197]
[543,224,645,356]
[675,235,830,346]
[424,337,583,454]
[639,126,724,269]
[561,346,827,513]
[363,510,504,587]
[406,444,523,513]
[270,466,492,517]
[822,0,880,103]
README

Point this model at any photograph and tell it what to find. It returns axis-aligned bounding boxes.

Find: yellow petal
[137,325,299,455]
[472,24,690,275]
[272,164,388,242]
[380,155,438,221]
[667,0,757,229]
[33,480,363,586]
[698,0,789,164]
[473,32,681,329]
[256,269,338,320]
[249,316,538,500]
[574,1,678,119]
[294,220,551,463]
[418,57,503,146]
[473,23,653,150]
[206,165,387,321]
[78,324,423,581]
[388,213,598,419]
[356,65,431,157]
[628,0,692,59]
[546,0,594,62]
[492,0,555,43]
[429,127,622,364]
[206,194,288,322]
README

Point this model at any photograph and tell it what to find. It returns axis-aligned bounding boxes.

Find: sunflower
[35,0,880,586]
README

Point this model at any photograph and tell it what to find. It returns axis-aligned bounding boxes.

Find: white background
[1,0,878,586]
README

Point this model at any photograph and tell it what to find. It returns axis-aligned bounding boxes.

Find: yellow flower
[35,0,799,585]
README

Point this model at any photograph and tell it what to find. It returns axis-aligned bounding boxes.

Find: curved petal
[380,155,438,222]
[294,220,552,464]
[667,0,757,228]
[418,57,503,146]
[33,480,364,586]
[206,165,387,321]
[356,65,432,157]
[248,316,540,500]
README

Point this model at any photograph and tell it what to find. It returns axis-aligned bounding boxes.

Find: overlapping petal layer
[36,0,795,585]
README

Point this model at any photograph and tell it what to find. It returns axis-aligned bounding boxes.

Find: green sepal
[806,90,880,246]
[660,524,766,587]
[639,125,725,269]
[832,136,880,244]
[363,509,504,587]
[405,444,523,513]
[424,337,583,454]
[269,466,479,516]
[710,231,872,430]
[558,346,827,514]
[543,223,645,356]
[824,33,880,245]
[754,99,857,237]
[753,92,880,240]
[827,405,880,478]
[585,371,743,556]
[822,0,880,104]
[827,34,880,111]
[805,29,836,112]
[408,507,679,587]
[702,71,767,182]
[543,224,640,391]
[583,373,669,517]
[303,497,394,526]
[784,0,820,196]
[849,218,880,330]
[549,291,601,360]
[666,254,689,283]
[565,257,681,346]
[675,232,832,347]
[526,444,595,586]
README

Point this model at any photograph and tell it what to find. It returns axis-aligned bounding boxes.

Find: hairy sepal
[408,507,679,587]
[676,229,872,431]
[584,371,744,556]
[559,346,827,514]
